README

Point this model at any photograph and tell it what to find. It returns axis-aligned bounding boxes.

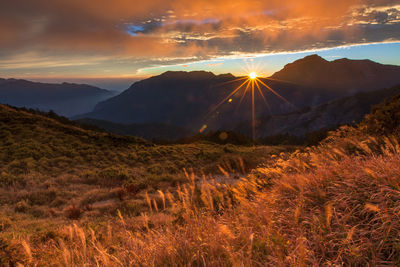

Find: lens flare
[204,61,296,142]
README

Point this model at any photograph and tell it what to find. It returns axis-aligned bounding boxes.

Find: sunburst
[204,59,295,142]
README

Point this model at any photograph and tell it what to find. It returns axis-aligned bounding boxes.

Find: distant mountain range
[271,55,400,92]
[0,79,115,116]
[74,55,400,140]
[2,55,400,141]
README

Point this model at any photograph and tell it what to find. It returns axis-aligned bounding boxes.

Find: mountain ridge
[77,55,400,135]
[0,78,115,117]
[271,54,400,92]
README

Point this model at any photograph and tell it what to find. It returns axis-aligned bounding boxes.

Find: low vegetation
[1,94,400,265]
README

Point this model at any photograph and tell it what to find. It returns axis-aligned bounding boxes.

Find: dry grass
[2,103,400,265]
[4,126,399,266]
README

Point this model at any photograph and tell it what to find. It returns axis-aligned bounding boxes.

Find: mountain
[0,78,115,117]
[79,84,400,142]
[251,84,400,137]
[75,55,400,138]
[271,54,400,93]
[75,70,336,127]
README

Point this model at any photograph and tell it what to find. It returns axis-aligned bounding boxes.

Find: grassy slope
[25,125,399,266]
[0,104,290,265]
[1,96,400,265]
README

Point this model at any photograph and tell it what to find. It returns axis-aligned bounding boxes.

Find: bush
[14,200,30,213]
[94,167,131,186]
[363,92,400,135]
[65,205,82,220]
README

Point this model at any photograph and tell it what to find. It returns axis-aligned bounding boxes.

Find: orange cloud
[0,0,399,74]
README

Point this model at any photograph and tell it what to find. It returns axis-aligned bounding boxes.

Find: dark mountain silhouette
[271,54,400,93]
[76,55,400,138]
[0,78,115,117]
[79,84,400,142]
[234,84,400,138]
[74,72,333,127]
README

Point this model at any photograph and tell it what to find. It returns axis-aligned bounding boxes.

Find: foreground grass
[0,104,292,265]
[2,125,400,266]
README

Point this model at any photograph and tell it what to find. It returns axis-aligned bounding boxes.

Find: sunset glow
[206,67,294,141]
[0,1,399,82]
[249,72,257,80]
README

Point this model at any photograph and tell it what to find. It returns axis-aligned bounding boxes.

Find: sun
[249,72,257,79]
[204,61,296,142]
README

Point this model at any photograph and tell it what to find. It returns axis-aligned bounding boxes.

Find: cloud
[0,0,399,75]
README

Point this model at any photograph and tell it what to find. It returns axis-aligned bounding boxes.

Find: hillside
[1,88,400,265]
[271,54,400,92]
[0,103,277,193]
[0,78,115,116]
[75,118,193,141]
[0,104,288,266]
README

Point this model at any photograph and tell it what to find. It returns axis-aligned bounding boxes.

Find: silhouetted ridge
[271,54,400,92]
[157,71,216,80]
[0,78,115,117]
[75,55,400,138]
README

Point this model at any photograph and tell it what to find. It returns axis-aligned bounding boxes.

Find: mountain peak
[270,54,400,91]
[158,70,216,80]
[301,54,327,61]
[289,54,328,67]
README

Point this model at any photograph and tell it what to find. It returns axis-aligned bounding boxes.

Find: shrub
[65,205,82,220]
[14,200,30,213]
[363,92,400,135]
[95,167,130,186]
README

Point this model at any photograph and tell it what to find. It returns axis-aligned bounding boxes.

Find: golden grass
[4,126,399,266]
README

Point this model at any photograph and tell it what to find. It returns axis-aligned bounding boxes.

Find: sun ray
[213,76,248,87]
[256,77,297,110]
[251,79,256,141]
[203,63,298,142]
[255,80,271,113]
[243,59,252,74]
[206,79,249,117]
[236,80,251,112]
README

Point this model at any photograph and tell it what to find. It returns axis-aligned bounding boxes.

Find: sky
[1,0,400,91]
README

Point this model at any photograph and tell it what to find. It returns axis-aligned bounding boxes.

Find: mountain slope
[0,78,115,116]
[76,85,400,142]
[271,54,400,93]
[252,84,400,137]
[77,56,400,134]
[75,71,335,127]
